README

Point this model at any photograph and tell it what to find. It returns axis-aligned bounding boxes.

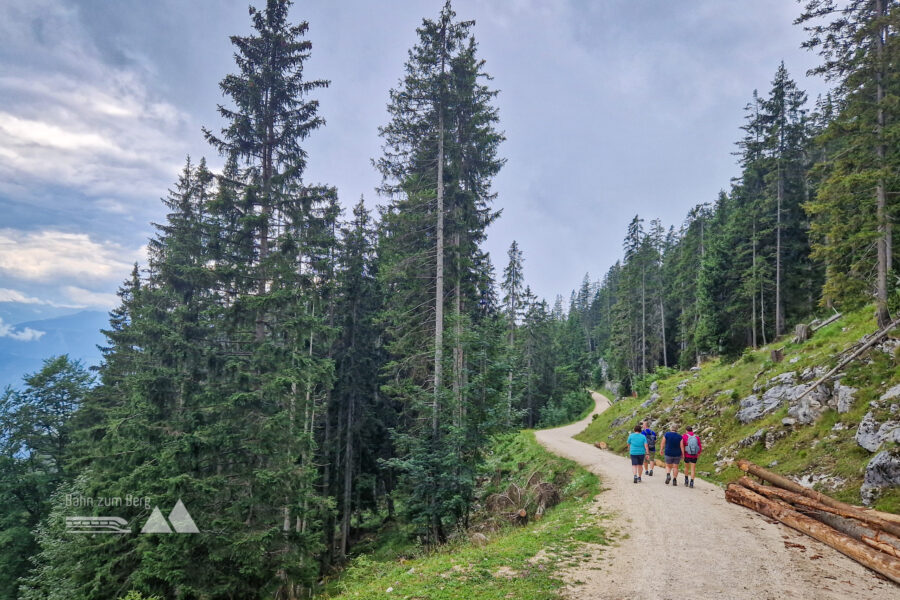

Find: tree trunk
[775,163,784,337]
[340,392,354,558]
[434,95,445,434]
[641,267,646,375]
[751,221,758,348]
[737,476,900,539]
[725,483,900,584]
[659,284,668,368]
[736,459,900,526]
[876,0,891,329]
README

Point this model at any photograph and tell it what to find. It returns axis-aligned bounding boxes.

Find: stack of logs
[726,459,900,584]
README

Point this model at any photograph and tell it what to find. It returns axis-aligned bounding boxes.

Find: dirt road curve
[534,391,897,600]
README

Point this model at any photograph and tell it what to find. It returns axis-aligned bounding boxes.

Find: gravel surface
[534,391,898,600]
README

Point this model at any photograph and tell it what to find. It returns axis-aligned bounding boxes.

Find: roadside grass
[321,431,604,599]
[575,306,899,513]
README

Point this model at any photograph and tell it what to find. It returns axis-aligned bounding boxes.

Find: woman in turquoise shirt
[626,425,649,483]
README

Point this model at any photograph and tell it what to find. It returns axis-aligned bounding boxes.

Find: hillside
[321,431,606,599]
[575,306,900,513]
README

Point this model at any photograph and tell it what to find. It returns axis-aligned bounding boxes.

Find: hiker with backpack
[682,426,703,488]
[641,420,657,477]
[627,425,649,484]
[660,423,684,486]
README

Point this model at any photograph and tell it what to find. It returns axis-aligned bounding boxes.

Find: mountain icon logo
[140,499,199,534]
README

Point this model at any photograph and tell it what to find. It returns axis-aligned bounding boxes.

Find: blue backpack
[686,433,700,455]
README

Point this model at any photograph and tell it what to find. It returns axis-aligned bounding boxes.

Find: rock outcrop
[861,448,900,506]
[831,380,857,413]
[855,411,900,452]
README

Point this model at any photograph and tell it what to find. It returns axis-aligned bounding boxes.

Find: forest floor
[534,391,898,600]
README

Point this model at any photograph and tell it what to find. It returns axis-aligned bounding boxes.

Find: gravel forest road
[534,391,897,600]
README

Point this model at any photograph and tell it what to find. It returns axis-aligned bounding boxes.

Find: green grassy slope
[575,307,900,513]
[321,431,606,599]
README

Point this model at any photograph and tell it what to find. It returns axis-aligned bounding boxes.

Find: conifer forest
[2,1,900,598]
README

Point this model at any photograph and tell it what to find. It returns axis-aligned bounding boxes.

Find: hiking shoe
[665,473,671,485]
[633,475,638,484]
[644,470,649,476]
[673,480,678,486]
[649,470,653,476]
[638,476,642,483]
[690,479,694,488]
[685,475,690,485]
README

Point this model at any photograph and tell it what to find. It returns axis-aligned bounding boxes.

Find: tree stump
[509,509,528,526]
[770,348,784,363]
[793,323,811,343]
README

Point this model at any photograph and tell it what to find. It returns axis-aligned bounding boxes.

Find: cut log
[593,441,608,449]
[804,510,900,559]
[725,483,900,584]
[509,508,528,526]
[737,459,900,526]
[737,476,900,539]
[794,316,900,403]
[771,348,784,363]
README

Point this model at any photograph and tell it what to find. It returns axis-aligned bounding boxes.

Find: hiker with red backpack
[682,426,703,488]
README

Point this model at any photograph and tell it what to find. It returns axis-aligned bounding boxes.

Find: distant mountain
[0,310,109,388]
[0,303,86,326]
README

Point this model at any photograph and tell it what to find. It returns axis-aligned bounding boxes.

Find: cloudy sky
[0,0,830,336]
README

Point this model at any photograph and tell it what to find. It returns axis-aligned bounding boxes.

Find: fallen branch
[794,316,900,403]
[725,483,900,584]
[736,460,900,526]
[811,311,842,332]
[737,476,900,540]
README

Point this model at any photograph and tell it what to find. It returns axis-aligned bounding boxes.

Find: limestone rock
[649,381,659,393]
[856,412,900,452]
[832,381,857,413]
[878,338,900,356]
[769,371,797,386]
[861,449,900,506]
[737,428,767,448]
[880,384,900,402]
[641,393,660,409]
[800,366,826,382]
[856,412,880,452]
[765,429,788,450]
[782,417,796,427]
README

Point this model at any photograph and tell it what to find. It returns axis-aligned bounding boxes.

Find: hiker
[627,425,649,484]
[641,420,657,476]
[660,423,684,486]
[682,426,703,488]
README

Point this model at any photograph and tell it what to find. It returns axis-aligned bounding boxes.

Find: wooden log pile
[726,459,900,585]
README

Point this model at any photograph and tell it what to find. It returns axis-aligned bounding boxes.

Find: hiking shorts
[630,454,645,466]
[664,455,682,465]
[643,453,655,464]
[684,456,698,463]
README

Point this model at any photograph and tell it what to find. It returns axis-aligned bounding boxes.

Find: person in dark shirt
[659,423,684,486]
[641,420,657,477]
